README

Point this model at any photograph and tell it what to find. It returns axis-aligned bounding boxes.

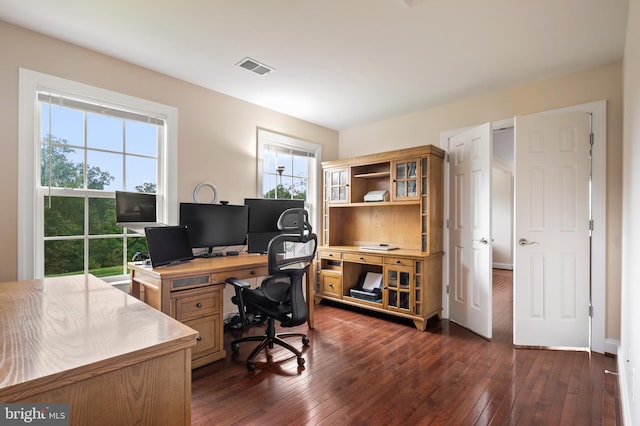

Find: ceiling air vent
[236,57,274,76]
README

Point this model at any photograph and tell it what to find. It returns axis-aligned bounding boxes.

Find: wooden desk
[128,253,315,368]
[0,274,197,425]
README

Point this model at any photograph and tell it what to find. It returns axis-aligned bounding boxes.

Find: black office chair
[227,208,317,371]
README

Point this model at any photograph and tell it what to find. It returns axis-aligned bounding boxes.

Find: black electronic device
[179,203,249,256]
[144,226,194,268]
[116,191,156,223]
[244,198,305,254]
[349,272,383,302]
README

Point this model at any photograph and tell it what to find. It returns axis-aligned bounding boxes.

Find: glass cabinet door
[326,167,349,203]
[392,159,419,201]
[385,266,413,312]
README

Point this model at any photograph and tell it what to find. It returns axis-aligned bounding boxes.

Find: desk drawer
[185,315,220,357]
[319,250,342,260]
[385,257,415,267]
[175,292,220,321]
[343,253,383,264]
[211,266,268,284]
[321,272,342,297]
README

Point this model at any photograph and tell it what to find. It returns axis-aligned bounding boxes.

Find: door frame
[439,100,607,353]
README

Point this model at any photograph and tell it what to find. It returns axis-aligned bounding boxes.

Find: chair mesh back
[267,208,317,275]
[267,236,317,275]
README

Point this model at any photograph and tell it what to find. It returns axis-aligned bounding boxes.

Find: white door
[449,123,493,339]
[514,112,591,348]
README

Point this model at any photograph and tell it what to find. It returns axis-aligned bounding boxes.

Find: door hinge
[589,305,594,317]
[446,218,450,229]
[590,133,594,146]
[446,285,450,294]
[446,153,450,163]
[589,219,594,231]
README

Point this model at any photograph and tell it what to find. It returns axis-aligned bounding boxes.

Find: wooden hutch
[315,144,444,330]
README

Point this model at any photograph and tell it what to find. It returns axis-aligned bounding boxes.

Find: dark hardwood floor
[192,269,621,425]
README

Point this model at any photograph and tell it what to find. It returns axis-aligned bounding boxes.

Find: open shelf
[353,171,391,179]
[330,201,420,208]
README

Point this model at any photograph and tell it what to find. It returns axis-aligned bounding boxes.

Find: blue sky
[42,103,158,192]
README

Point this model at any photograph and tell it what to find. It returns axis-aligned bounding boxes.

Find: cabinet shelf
[330,200,420,208]
[353,171,391,179]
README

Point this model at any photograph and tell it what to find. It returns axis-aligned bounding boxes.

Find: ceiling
[0,0,629,130]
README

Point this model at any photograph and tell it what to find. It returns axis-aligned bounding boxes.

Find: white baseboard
[492,263,513,270]
[617,344,632,426]
[605,339,619,356]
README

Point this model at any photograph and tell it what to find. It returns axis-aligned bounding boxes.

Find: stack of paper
[362,272,383,291]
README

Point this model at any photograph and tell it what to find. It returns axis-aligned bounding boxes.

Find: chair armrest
[226,277,250,288]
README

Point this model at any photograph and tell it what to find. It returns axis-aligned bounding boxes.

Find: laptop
[144,226,194,268]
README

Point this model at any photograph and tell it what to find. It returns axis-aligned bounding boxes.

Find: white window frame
[18,68,178,280]
[256,128,321,233]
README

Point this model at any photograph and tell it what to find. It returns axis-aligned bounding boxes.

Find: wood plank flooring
[192,269,621,425]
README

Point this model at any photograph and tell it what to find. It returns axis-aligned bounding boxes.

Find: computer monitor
[116,191,156,223]
[144,226,194,268]
[244,198,304,253]
[179,203,249,255]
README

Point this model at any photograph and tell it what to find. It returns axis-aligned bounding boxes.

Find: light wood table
[0,274,197,425]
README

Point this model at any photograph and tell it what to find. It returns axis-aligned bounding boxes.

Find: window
[257,129,321,230]
[19,69,177,281]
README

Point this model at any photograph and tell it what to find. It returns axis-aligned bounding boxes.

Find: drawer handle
[359,256,364,260]
[197,336,202,342]
[328,254,333,257]
[396,260,401,264]
[196,302,203,308]
[250,270,256,275]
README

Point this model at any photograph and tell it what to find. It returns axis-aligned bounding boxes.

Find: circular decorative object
[193,182,218,204]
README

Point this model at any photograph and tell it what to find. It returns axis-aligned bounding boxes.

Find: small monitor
[179,203,249,254]
[116,191,157,223]
[144,226,194,268]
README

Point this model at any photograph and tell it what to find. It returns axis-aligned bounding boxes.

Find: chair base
[231,318,309,371]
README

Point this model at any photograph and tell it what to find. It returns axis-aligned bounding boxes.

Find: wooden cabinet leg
[413,319,427,331]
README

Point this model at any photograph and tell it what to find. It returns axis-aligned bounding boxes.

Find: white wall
[492,166,513,269]
[492,127,514,269]
[620,0,640,422]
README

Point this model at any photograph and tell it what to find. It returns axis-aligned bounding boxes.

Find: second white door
[513,112,591,348]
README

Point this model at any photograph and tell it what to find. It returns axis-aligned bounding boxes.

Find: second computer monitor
[244,198,304,253]
[179,203,248,255]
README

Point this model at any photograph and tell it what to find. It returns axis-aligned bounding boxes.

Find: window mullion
[83,110,88,190]
[122,120,127,191]
[84,196,89,275]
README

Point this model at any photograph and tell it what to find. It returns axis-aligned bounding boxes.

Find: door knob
[518,238,539,246]
[472,237,489,245]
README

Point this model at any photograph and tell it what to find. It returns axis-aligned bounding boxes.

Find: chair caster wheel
[302,337,310,346]
[297,357,305,366]
[247,362,256,372]
[231,343,239,353]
